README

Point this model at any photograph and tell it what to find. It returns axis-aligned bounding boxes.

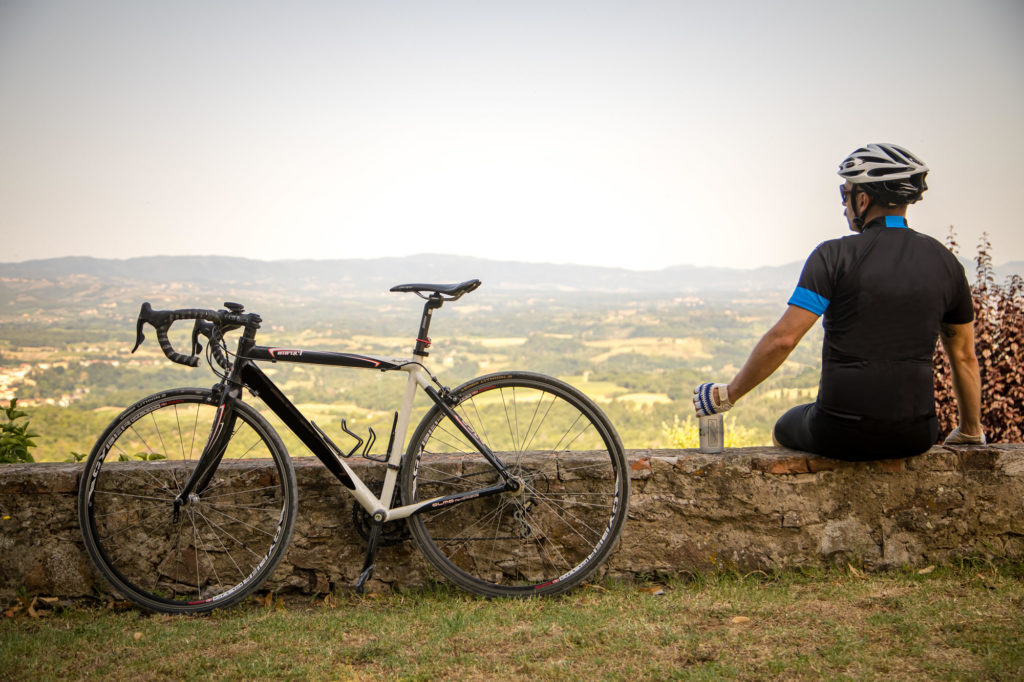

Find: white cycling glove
[693,383,733,417]
[943,427,986,445]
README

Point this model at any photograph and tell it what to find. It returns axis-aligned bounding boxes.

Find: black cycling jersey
[788,215,973,422]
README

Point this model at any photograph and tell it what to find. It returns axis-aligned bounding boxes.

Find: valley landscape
[3,254,1018,461]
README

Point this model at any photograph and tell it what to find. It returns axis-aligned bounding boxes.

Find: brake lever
[191,319,213,355]
[132,302,154,353]
[131,301,201,367]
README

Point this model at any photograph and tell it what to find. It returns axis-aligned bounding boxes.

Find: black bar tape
[140,306,220,367]
[135,303,256,367]
[208,325,231,370]
[155,327,199,367]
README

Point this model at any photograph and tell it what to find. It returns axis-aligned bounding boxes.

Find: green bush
[1,399,38,463]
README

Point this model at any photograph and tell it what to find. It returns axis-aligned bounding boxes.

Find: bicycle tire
[401,371,629,597]
[78,388,297,613]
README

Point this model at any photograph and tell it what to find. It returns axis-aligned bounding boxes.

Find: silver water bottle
[698,413,724,454]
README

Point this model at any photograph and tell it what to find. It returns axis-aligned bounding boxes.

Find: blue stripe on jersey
[788,286,830,315]
[885,215,908,228]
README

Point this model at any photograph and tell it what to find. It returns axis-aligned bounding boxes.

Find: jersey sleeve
[942,260,975,324]
[788,244,833,316]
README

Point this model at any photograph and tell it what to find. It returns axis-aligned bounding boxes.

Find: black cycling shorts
[773,403,938,461]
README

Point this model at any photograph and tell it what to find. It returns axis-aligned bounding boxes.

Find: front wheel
[78,388,297,613]
[401,372,629,597]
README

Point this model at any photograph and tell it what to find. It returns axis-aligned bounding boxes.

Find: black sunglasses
[839,185,858,204]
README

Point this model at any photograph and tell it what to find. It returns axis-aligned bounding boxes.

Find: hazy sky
[2,0,1022,270]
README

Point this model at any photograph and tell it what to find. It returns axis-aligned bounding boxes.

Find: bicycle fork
[171,386,240,522]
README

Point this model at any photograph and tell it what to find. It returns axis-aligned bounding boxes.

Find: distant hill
[1,254,1020,300]
[984,261,1024,283]
[1,254,805,295]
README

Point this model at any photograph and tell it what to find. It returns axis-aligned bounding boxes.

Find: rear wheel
[401,372,629,597]
[78,388,297,613]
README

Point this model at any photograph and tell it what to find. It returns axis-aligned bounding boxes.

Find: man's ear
[857,190,872,212]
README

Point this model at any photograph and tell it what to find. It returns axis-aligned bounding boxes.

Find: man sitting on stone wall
[693,143,984,460]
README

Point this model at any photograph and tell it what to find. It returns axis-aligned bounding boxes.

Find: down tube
[239,362,357,489]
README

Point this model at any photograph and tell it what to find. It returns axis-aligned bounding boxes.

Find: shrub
[933,231,1024,442]
[1,399,38,463]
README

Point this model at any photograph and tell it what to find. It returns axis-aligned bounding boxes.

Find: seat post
[413,294,444,357]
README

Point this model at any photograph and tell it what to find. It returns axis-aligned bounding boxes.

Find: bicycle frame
[175,305,518,526]
[84,279,628,609]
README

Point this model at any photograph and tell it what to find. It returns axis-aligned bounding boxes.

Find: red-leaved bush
[933,230,1024,443]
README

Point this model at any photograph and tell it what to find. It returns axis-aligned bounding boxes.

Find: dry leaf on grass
[731,616,751,624]
[638,586,666,596]
[975,573,998,590]
[25,596,61,619]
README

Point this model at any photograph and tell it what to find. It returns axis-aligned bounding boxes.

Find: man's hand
[943,427,986,445]
[693,383,733,417]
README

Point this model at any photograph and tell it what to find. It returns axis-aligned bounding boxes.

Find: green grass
[3,562,1023,680]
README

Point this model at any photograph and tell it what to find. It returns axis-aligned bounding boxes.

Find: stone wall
[1,444,1022,601]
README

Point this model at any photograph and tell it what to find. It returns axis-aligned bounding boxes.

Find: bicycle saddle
[389,279,481,300]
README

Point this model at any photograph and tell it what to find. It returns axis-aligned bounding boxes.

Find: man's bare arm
[939,321,983,436]
[725,305,820,404]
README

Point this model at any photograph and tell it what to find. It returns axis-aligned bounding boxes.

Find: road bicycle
[77,280,630,613]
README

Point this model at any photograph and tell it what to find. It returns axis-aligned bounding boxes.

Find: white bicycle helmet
[838,143,929,204]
